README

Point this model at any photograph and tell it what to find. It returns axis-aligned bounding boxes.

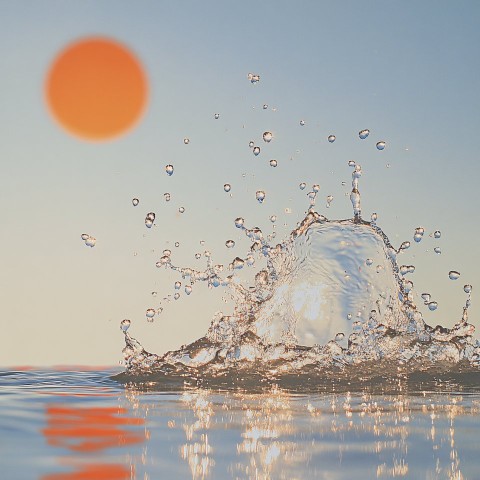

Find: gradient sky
[1,0,479,366]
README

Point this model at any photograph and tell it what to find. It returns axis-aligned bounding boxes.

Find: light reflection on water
[1,370,480,479]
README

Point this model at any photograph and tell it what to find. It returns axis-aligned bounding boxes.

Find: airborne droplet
[178,207,185,214]
[299,182,306,190]
[328,135,336,143]
[263,131,273,143]
[132,198,139,206]
[449,271,461,280]
[146,308,156,319]
[434,230,441,239]
[253,146,261,156]
[434,247,441,254]
[428,301,438,311]
[464,284,472,294]
[247,72,260,84]
[183,137,190,144]
[225,240,235,248]
[214,113,220,119]
[300,119,306,126]
[376,141,386,150]
[164,193,171,202]
[120,319,131,332]
[234,217,244,228]
[224,183,231,192]
[270,215,277,223]
[256,190,266,203]
[359,129,370,140]
[165,164,174,176]
[185,285,192,295]
[269,159,278,167]
[145,212,155,228]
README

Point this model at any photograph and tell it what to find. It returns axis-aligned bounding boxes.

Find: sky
[1,0,479,366]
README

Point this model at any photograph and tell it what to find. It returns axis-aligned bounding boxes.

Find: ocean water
[2,369,480,479]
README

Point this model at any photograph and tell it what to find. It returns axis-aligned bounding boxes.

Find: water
[2,369,480,479]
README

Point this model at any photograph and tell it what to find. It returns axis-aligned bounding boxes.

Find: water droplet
[256,190,266,203]
[270,215,277,223]
[248,141,255,148]
[253,146,261,156]
[247,72,260,84]
[175,281,181,290]
[300,119,305,126]
[235,217,244,228]
[347,313,352,320]
[359,129,370,139]
[371,212,378,223]
[263,131,273,143]
[151,291,157,297]
[214,113,220,119]
[164,193,171,202]
[299,182,306,190]
[464,284,472,294]
[366,258,373,266]
[183,137,190,145]
[434,230,441,239]
[428,301,438,311]
[120,319,131,332]
[434,247,441,254]
[414,227,424,243]
[175,242,180,247]
[145,212,155,229]
[165,164,174,176]
[224,183,231,192]
[132,198,139,206]
[263,104,268,110]
[421,293,431,303]
[195,253,201,259]
[326,195,334,207]
[163,249,171,257]
[376,265,384,273]
[399,241,411,251]
[81,233,89,240]
[174,292,180,300]
[179,207,185,214]
[225,240,235,248]
[335,332,345,341]
[185,285,193,295]
[348,160,356,167]
[232,257,245,269]
[376,141,386,150]
[83,235,96,247]
[146,308,156,319]
[449,270,460,280]
[269,159,278,167]
[328,135,336,143]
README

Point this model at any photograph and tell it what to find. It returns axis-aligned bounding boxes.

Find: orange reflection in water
[41,405,145,479]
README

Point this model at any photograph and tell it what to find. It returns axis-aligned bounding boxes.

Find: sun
[45,37,148,141]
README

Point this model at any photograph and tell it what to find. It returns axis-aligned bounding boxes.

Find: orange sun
[45,37,148,141]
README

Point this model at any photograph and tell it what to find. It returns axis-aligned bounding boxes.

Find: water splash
[118,161,479,383]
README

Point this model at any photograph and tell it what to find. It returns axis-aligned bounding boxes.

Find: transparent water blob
[163,249,171,257]
[165,164,174,176]
[428,301,438,311]
[248,141,255,148]
[224,183,231,192]
[146,308,156,319]
[328,135,336,143]
[421,293,431,303]
[234,217,244,228]
[434,230,441,238]
[164,193,171,202]
[81,233,89,240]
[225,240,235,248]
[371,212,378,223]
[174,293,180,300]
[449,270,461,280]
[335,332,345,341]
[270,215,277,223]
[232,257,245,269]
[399,241,411,250]
[145,213,155,228]
[464,284,472,294]
[359,129,370,139]
[376,141,386,150]
[120,319,131,332]
[263,131,273,143]
[347,313,352,320]
[81,234,96,247]
[178,207,185,214]
[326,195,334,208]
[247,72,260,84]
[414,227,425,242]
[175,242,180,247]
[151,292,157,297]
[256,190,266,203]
[366,258,373,266]
[183,137,190,145]
[348,160,356,167]
[174,281,181,290]
[132,198,139,206]
[300,120,305,126]
[195,253,201,259]
[269,159,278,167]
[299,182,307,190]
[434,247,441,254]
[185,285,192,295]
[253,146,261,156]
[214,113,220,119]
[263,104,268,110]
